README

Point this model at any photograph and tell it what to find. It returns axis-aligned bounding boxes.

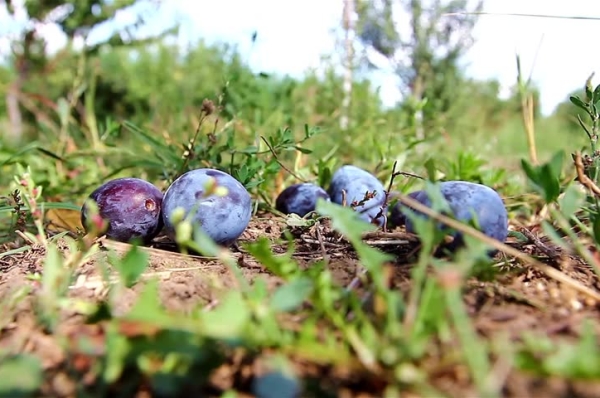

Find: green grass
[2,59,600,398]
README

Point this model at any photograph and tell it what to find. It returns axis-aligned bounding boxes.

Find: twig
[346,267,369,292]
[519,227,563,260]
[361,231,419,242]
[379,161,425,231]
[315,224,330,263]
[362,239,411,246]
[260,136,306,182]
[573,151,600,197]
[442,11,600,21]
[395,193,600,302]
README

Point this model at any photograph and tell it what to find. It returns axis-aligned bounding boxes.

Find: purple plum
[275,183,330,217]
[81,177,163,243]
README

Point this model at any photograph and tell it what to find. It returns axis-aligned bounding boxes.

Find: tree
[0,0,176,143]
[355,0,483,139]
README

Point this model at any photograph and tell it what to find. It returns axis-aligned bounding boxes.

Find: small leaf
[558,184,585,219]
[104,323,130,383]
[270,276,314,312]
[593,84,600,105]
[570,95,588,112]
[202,290,249,339]
[294,146,312,154]
[285,213,316,227]
[316,199,376,243]
[548,150,565,179]
[424,158,437,181]
[126,279,171,324]
[0,355,43,397]
[245,238,298,277]
[592,215,600,245]
[541,221,570,251]
[110,244,149,288]
[521,152,563,203]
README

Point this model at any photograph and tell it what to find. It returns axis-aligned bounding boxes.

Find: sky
[1,0,600,116]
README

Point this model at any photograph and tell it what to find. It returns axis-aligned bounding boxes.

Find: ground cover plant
[2,76,600,397]
[2,3,600,397]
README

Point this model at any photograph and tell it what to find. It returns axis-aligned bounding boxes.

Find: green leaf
[202,290,250,339]
[593,84,600,105]
[126,279,171,324]
[110,244,149,288]
[317,163,332,189]
[558,184,585,219]
[103,323,130,383]
[569,95,588,112]
[315,199,376,243]
[294,146,312,154]
[544,321,600,378]
[592,215,600,245]
[270,276,314,312]
[521,151,564,203]
[0,355,43,397]
[541,221,570,251]
[245,238,298,278]
[36,147,65,162]
[424,158,437,181]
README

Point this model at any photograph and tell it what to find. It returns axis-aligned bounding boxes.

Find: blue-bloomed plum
[81,177,163,243]
[357,204,387,226]
[328,165,387,226]
[389,191,421,228]
[162,168,252,245]
[275,183,330,217]
[251,371,301,398]
[392,181,508,250]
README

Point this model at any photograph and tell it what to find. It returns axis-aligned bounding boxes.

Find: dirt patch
[1,212,600,397]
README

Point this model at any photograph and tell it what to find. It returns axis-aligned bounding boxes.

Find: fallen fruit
[81,177,163,243]
[275,183,330,217]
[162,168,252,245]
[391,181,509,251]
[328,165,387,226]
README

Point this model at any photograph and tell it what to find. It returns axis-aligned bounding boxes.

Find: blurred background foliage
[0,0,589,202]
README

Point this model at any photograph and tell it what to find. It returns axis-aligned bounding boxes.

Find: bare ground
[2,211,600,397]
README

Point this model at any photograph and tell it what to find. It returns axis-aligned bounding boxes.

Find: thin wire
[443,12,600,21]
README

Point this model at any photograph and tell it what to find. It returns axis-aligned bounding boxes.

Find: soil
[2,211,600,398]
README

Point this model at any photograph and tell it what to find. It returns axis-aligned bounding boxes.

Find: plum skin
[81,177,164,243]
[391,181,508,251]
[275,183,330,217]
[162,168,252,245]
[328,165,387,226]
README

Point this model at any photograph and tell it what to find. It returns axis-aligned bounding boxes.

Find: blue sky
[2,0,599,115]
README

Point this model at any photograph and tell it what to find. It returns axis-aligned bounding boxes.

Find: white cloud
[2,0,599,115]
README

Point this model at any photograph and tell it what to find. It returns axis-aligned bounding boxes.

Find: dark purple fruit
[81,177,163,243]
[275,183,330,217]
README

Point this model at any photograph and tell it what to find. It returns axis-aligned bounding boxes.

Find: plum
[81,177,163,243]
[275,183,330,217]
[328,165,387,226]
[389,191,422,228]
[162,168,252,245]
[392,181,508,250]
[251,371,301,398]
